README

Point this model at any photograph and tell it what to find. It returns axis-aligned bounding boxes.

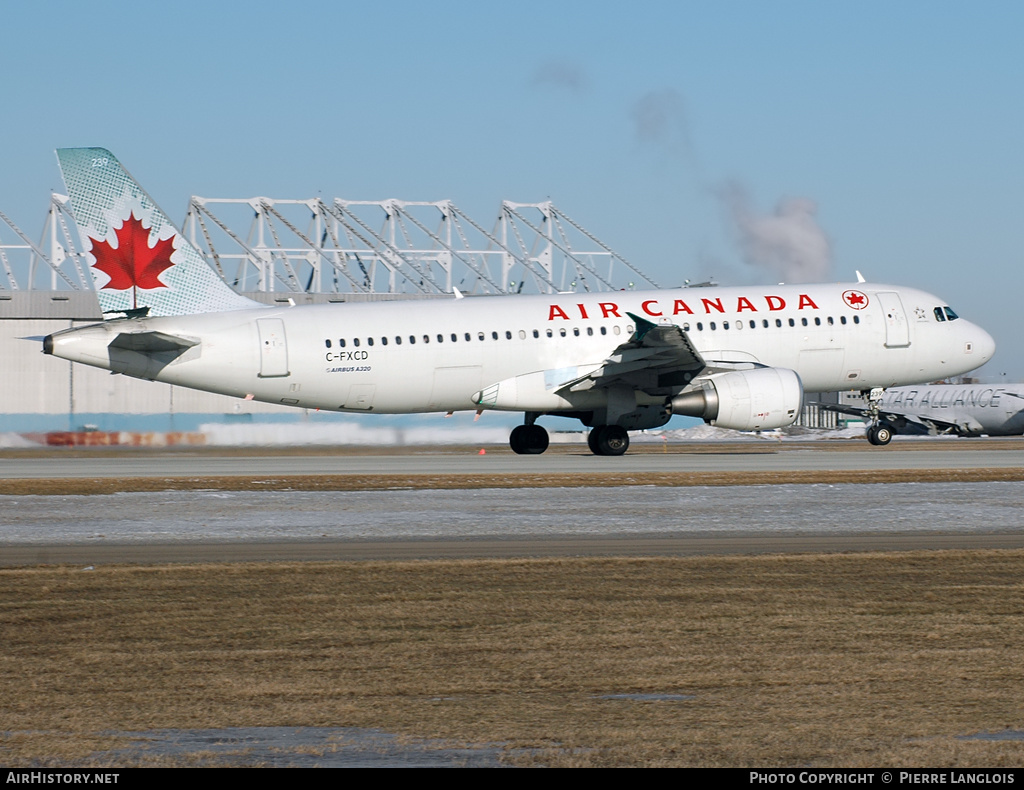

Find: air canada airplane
[43,148,996,456]
[819,382,1024,445]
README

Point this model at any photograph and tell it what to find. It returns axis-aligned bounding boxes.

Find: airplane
[42,148,996,456]
[817,382,1024,445]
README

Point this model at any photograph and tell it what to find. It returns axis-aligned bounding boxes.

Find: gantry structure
[2,195,659,297]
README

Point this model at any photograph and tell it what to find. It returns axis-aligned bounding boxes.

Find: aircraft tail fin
[55,147,262,318]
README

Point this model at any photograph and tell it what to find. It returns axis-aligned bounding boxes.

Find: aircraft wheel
[597,425,630,456]
[524,424,549,454]
[510,424,548,455]
[873,424,893,446]
[587,426,603,455]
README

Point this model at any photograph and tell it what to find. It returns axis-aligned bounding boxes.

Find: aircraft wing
[474,313,770,415]
[557,312,707,396]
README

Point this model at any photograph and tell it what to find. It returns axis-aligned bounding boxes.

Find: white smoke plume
[531,60,587,92]
[630,88,689,151]
[718,182,832,283]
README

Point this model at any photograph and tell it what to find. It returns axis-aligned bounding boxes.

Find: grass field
[3,550,1024,767]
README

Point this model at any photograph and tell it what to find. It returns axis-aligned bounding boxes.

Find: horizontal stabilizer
[108,331,199,353]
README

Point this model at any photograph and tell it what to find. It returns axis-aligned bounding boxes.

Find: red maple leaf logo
[89,212,176,294]
[843,290,868,309]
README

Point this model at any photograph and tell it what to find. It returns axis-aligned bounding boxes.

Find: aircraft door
[257,318,290,377]
[877,291,910,348]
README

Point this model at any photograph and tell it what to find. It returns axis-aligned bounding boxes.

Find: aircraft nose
[970,324,996,363]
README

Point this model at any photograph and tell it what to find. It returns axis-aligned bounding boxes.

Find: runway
[2,438,1024,479]
[2,440,1023,565]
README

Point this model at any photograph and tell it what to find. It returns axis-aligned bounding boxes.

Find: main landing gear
[587,425,629,456]
[508,420,631,456]
[509,423,549,455]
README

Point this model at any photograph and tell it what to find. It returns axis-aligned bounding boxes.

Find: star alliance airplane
[43,148,995,455]
[819,382,1024,444]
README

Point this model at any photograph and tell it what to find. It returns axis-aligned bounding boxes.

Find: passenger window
[788,319,795,327]
[519,330,526,339]
[478,332,485,341]
[613,326,621,335]
[696,322,703,331]
[801,318,808,327]
[841,316,847,325]
[854,316,860,324]
[814,317,821,326]
[710,322,716,330]
[586,327,593,336]
[409,336,416,344]
[827,317,834,325]
[775,319,782,327]
[751,320,757,329]
[600,326,607,335]
[559,328,567,337]
[353,338,360,347]
[368,337,375,346]
[507,331,513,340]
[533,329,539,338]
[723,321,730,330]
[381,337,387,345]
[340,339,347,348]
[325,339,332,349]
[546,329,553,338]
[573,328,580,337]
[395,336,401,345]
[465,333,471,342]
[451,333,457,342]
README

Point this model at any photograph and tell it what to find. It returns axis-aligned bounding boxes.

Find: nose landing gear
[866,423,893,446]
[863,387,893,446]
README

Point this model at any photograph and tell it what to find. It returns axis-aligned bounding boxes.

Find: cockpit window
[934,307,946,322]
[944,306,959,321]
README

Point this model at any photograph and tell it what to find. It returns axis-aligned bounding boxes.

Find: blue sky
[3,1,1022,379]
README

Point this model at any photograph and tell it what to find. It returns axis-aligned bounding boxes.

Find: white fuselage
[46,281,994,417]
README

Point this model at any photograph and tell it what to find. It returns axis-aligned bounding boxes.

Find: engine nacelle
[670,367,803,431]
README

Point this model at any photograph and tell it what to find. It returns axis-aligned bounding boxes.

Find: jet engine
[670,367,803,431]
